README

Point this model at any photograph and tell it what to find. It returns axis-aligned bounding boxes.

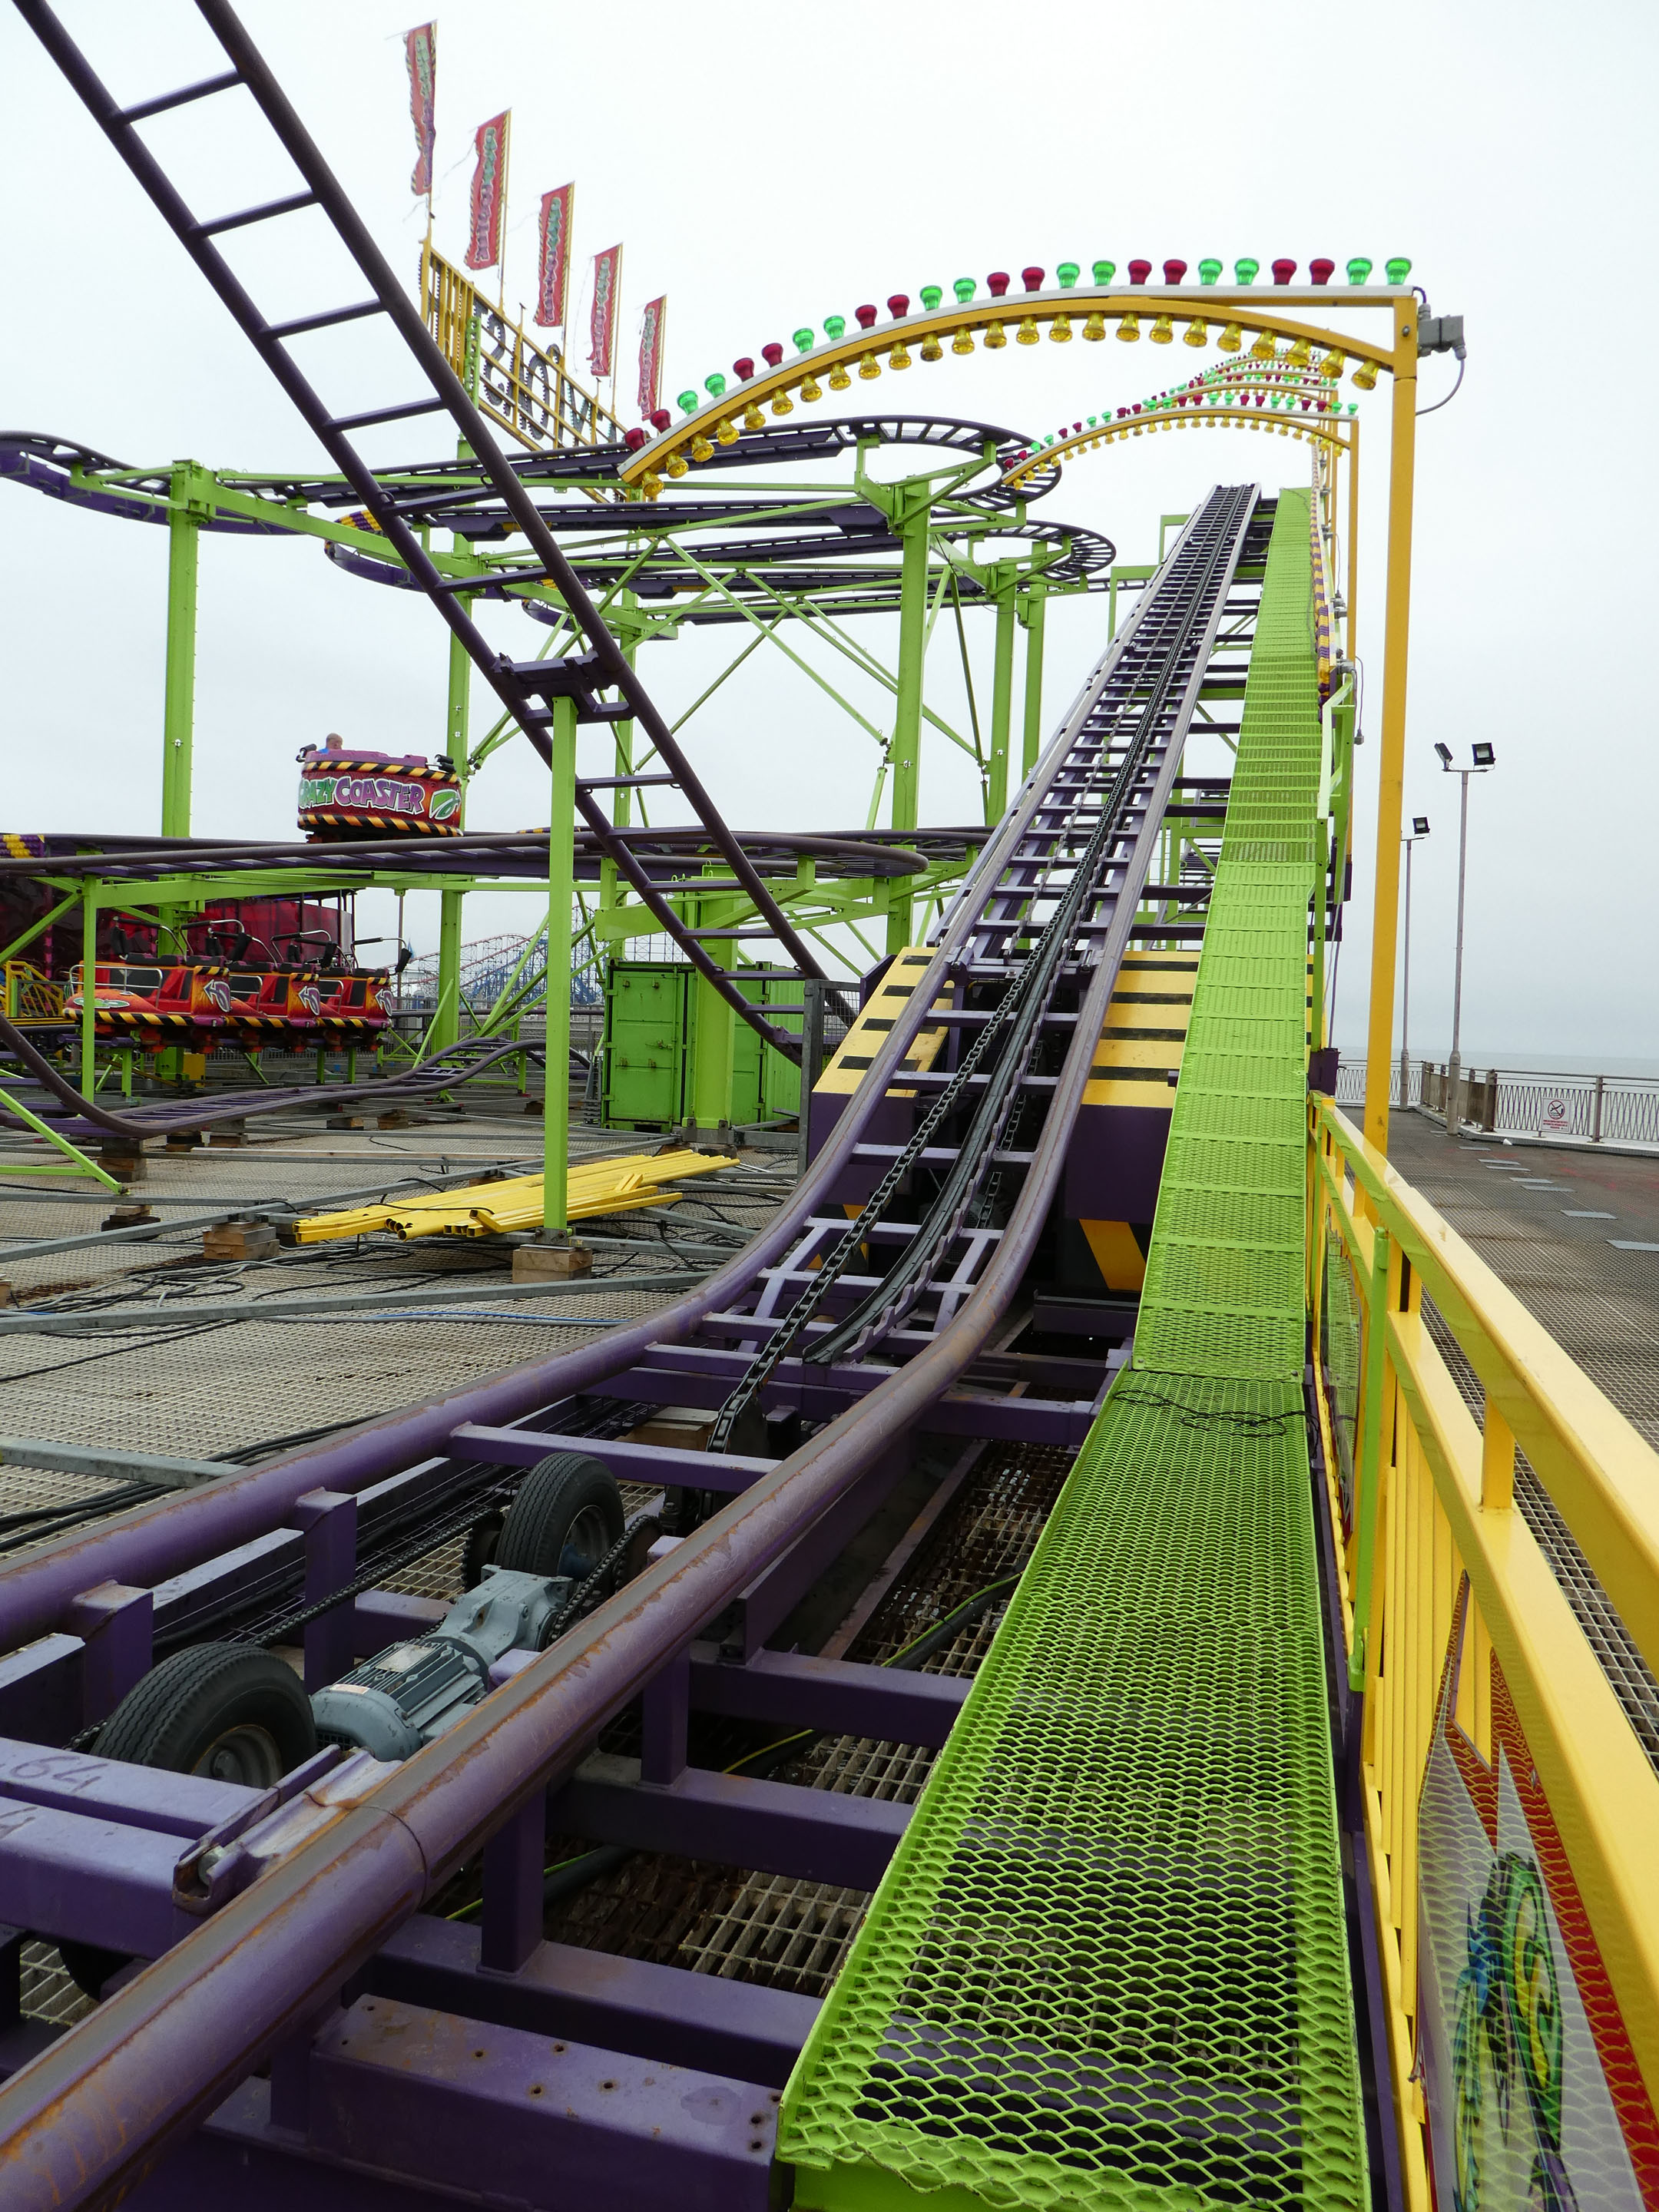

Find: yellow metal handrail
[1309,1097,1659,2200]
[420,242,624,456]
[3,960,64,1025]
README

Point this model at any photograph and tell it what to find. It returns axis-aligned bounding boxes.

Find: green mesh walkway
[777,492,1365,2212]
[1134,489,1325,1383]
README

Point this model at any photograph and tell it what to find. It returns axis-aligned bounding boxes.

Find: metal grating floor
[529,1447,1076,2004]
[778,1378,1367,2212]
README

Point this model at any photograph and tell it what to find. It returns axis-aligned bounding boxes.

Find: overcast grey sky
[2,2,1654,1070]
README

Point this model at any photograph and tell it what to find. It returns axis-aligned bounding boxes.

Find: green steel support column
[885,498,930,952]
[601,598,637,917]
[161,472,200,839]
[1019,581,1048,778]
[157,469,200,1084]
[78,879,99,1101]
[986,575,1016,823]
[541,697,577,1238]
[690,873,737,1134]
[432,616,472,1055]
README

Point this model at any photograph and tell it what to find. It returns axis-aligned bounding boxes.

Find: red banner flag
[589,243,621,378]
[535,184,574,329]
[637,296,667,419]
[404,24,435,199]
[465,111,509,273]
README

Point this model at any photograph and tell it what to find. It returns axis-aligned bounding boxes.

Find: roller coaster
[0,8,1656,2212]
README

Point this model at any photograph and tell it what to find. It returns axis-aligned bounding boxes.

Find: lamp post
[1434,740,1496,1133]
[1401,815,1430,1110]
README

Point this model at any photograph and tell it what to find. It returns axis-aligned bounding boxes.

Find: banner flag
[637,296,666,418]
[589,243,621,378]
[535,184,574,328]
[404,24,436,199]
[465,111,509,272]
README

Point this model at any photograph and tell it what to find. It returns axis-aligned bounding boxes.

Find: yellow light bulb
[1116,311,1140,342]
[1218,323,1243,352]
[828,363,852,390]
[858,351,881,379]
[770,390,793,415]
[742,402,765,431]
[951,327,975,354]
[889,340,912,369]
[690,432,714,462]
[1184,319,1208,348]
[1150,314,1174,344]
[664,451,689,477]
[985,319,1007,349]
[1015,317,1040,345]
[1048,313,1072,342]
[715,418,738,445]
[920,333,942,362]
[1082,312,1106,341]
[800,375,822,403]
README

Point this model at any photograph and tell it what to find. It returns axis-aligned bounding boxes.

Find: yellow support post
[1361,297,1421,1157]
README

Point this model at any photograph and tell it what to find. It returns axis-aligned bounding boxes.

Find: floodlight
[1472,742,1495,767]
[1433,742,1452,767]
[1412,816,1430,836]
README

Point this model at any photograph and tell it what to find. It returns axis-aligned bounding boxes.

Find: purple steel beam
[0,502,1251,2205]
[551,1758,910,1890]
[362,1917,818,2090]
[449,1424,778,1492]
[125,2002,779,2212]
[686,1646,969,1748]
[724,1442,908,1660]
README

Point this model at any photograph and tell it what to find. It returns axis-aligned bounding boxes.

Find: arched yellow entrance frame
[624,280,1420,1155]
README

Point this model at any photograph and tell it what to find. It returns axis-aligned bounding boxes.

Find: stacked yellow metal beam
[292,1149,736,1243]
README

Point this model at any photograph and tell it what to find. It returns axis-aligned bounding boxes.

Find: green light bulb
[704,373,726,396]
[921,284,943,310]
[793,327,814,353]
[823,315,846,340]
[1234,258,1260,284]
[1057,262,1080,288]
[1091,260,1115,284]
[952,278,976,303]
[1346,257,1373,285]
[1385,256,1412,285]
[677,389,698,415]
[1198,258,1222,284]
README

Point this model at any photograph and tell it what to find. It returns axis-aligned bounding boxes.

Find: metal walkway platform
[779,494,1366,2211]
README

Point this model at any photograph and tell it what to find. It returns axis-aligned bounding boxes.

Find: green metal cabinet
[601,960,802,1130]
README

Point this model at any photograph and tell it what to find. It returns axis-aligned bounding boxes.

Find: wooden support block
[202,1220,279,1262]
[512,1240,594,1282]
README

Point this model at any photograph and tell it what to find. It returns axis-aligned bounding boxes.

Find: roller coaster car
[64,949,390,1045]
[64,959,201,1041]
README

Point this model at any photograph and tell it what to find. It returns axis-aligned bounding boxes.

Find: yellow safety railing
[3,960,64,1024]
[419,241,624,456]
[1308,1098,1659,2206]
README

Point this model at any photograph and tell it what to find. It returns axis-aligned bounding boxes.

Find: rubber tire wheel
[495,1453,624,1583]
[94,1643,318,1784]
[461,1509,505,1589]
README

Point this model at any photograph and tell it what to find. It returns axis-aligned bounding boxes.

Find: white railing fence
[1332,1058,1659,1145]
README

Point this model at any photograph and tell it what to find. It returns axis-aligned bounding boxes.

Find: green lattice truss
[777,490,1366,2212]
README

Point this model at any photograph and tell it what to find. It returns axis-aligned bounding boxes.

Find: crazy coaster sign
[296,748,462,839]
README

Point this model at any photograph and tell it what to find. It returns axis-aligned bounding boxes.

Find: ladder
[18,0,835,1055]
